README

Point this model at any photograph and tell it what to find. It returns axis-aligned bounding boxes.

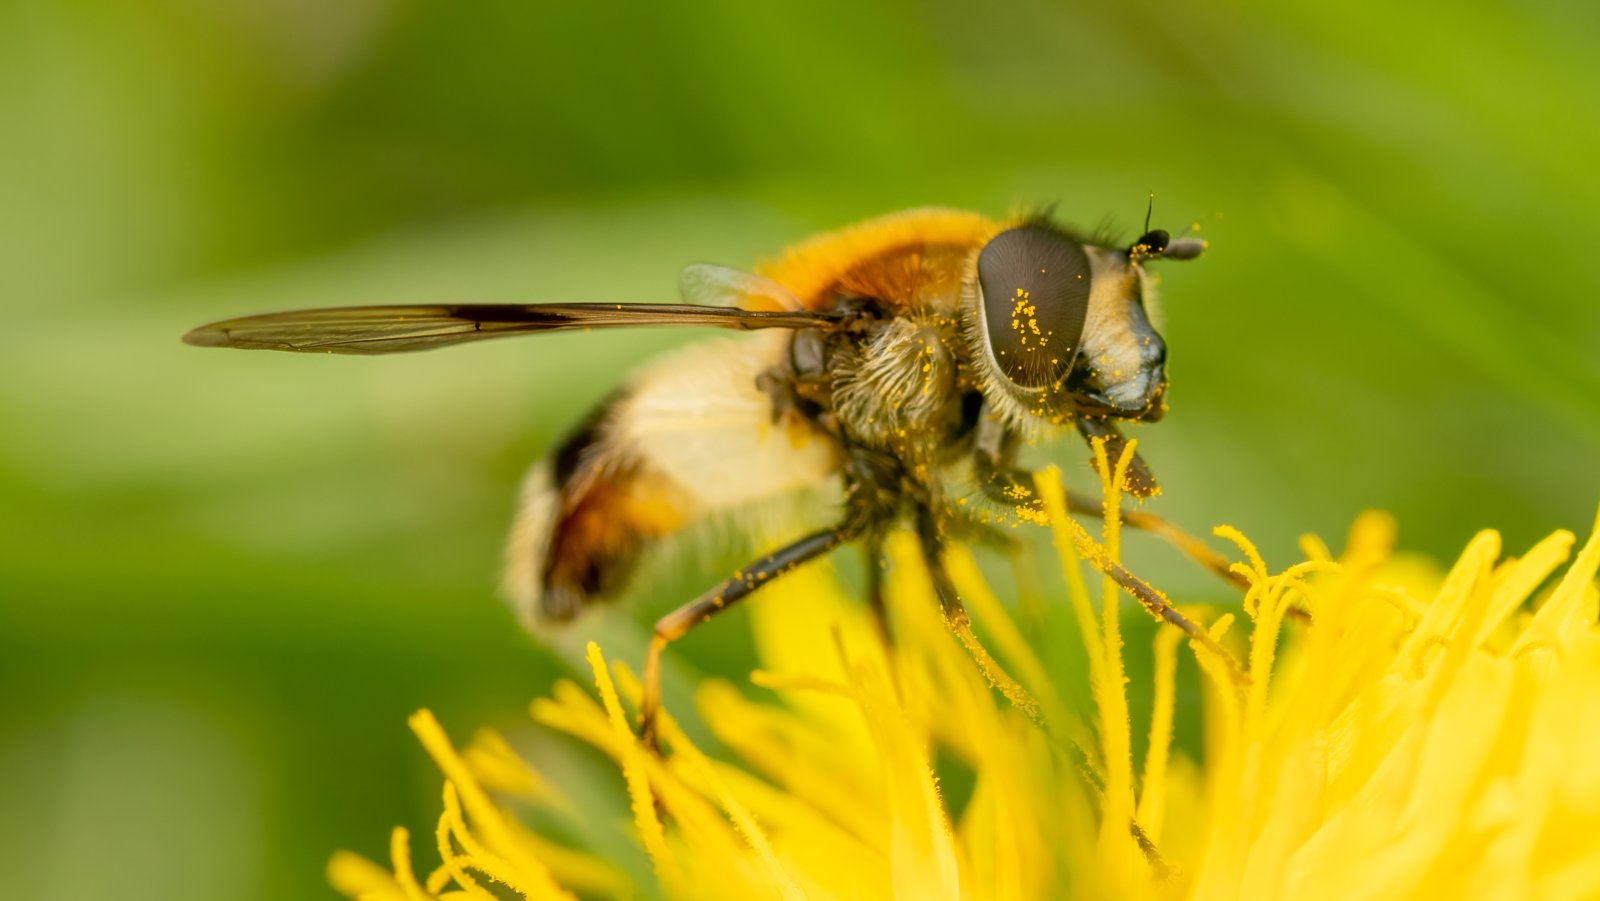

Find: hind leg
[638,524,855,750]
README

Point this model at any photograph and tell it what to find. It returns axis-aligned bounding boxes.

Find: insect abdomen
[502,333,840,627]
[501,406,688,623]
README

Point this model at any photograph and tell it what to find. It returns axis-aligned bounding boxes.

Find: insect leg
[862,530,893,646]
[1081,545,1241,670]
[978,465,1248,593]
[1063,490,1251,593]
[973,465,1246,667]
[914,505,969,626]
[639,524,854,751]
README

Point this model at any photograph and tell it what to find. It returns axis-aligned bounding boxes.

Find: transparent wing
[678,264,803,312]
[182,302,842,355]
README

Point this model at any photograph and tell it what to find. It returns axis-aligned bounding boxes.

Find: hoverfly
[185,207,1221,743]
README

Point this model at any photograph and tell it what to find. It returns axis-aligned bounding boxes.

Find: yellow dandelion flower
[332,454,1600,901]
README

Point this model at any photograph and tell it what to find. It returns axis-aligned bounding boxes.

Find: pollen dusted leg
[979,464,1250,593]
[1062,489,1252,593]
[975,466,1245,670]
[914,506,971,626]
[1090,550,1241,671]
[638,525,853,750]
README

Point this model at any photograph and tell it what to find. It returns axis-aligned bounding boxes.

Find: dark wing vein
[182,303,844,355]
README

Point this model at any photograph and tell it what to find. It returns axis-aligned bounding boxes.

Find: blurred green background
[4,0,1598,897]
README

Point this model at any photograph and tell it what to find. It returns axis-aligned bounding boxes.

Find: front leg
[974,450,1249,594]
[1074,418,1159,498]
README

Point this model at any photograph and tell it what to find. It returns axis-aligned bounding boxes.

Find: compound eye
[977,225,1091,389]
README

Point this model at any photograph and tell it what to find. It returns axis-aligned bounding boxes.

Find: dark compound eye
[977,225,1091,389]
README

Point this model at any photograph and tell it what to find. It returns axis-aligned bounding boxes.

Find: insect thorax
[827,314,969,458]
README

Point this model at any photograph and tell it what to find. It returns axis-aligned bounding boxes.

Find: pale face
[1070,246,1167,419]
